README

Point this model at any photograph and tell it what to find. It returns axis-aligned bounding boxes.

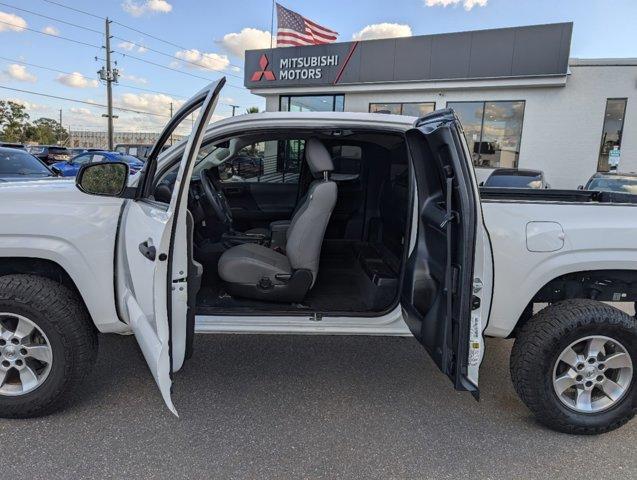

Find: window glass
[73,154,91,165]
[370,103,401,115]
[369,102,435,116]
[219,140,302,184]
[0,149,51,175]
[480,101,525,169]
[598,98,627,172]
[448,100,525,168]
[401,102,436,117]
[91,154,105,163]
[279,95,344,112]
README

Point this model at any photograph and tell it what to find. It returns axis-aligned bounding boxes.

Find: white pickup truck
[1,80,636,434]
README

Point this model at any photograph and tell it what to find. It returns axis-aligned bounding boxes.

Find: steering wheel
[199,169,233,226]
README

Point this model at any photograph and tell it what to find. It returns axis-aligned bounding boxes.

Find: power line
[40,0,244,72]
[0,2,102,34]
[111,35,243,78]
[0,19,101,49]
[41,0,104,20]
[0,85,171,118]
[113,50,247,91]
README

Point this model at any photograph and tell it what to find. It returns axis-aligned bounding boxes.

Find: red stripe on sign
[333,41,359,85]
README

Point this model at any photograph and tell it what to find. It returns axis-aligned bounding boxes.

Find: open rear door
[403,109,493,398]
[115,79,225,414]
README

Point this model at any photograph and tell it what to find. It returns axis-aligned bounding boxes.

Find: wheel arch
[509,269,637,338]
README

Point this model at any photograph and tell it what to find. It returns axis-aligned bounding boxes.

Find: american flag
[276,3,338,47]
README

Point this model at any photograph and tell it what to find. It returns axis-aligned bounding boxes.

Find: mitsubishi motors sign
[244,23,573,89]
[245,42,354,88]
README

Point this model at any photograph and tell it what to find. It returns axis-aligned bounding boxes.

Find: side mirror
[76,162,129,197]
[577,185,584,190]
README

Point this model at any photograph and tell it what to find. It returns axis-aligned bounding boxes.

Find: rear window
[485,173,542,189]
[0,150,51,175]
[49,147,69,154]
[587,177,637,195]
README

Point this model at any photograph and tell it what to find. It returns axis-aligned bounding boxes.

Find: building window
[279,95,345,112]
[598,98,628,172]
[369,102,435,117]
[447,100,525,169]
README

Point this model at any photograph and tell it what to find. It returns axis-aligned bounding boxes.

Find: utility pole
[98,17,118,150]
[58,109,63,145]
[170,102,173,145]
[229,104,239,116]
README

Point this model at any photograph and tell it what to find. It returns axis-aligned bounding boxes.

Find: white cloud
[7,98,48,111]
[118,92,183,116]
[424,0,488,11]
[42,25,60,36]
[122,0,172,17]
[57,72,99,89]
[0,11,27,32]
[120,72,148,84]
[117,40,147,53]
[220,28,274,58]
[352,23,412,41]
[5,64,37,83]
[174,49,230,71]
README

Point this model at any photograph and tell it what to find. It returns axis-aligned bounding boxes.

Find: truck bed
[480,187,637,204]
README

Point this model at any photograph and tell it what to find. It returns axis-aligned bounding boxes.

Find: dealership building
[244,23,636,188]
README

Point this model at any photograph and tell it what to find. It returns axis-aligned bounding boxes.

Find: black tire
[511,299,637,434]
[0,274,98,418]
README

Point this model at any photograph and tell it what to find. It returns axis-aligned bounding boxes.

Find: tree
[245,106,259,114]
[27,118,68,145]
[0,101,30,142]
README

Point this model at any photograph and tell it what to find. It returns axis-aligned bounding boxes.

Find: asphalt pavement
[2,332,636,479]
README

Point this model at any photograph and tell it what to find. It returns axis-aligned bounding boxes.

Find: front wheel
[511,299,637,434]
[0,274,98,418]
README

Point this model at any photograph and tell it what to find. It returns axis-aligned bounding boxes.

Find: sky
[1,0,637,135]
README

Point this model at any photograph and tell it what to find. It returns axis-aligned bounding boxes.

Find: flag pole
[270,0,275,48]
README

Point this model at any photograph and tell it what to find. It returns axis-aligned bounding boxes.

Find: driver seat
[217,138,337,302]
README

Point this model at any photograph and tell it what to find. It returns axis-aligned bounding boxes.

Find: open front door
[403,109,493,398]
[115,79,225,414]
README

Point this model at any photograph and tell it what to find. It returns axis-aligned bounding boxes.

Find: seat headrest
[305,138,334,175]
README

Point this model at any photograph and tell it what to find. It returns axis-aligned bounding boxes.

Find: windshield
[587,177,637,194]
[49,147,69,154]
[0,150,51,176]
[484,173,543,188]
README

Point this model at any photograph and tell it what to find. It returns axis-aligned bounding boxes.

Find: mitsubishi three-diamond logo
[251,54,276,81]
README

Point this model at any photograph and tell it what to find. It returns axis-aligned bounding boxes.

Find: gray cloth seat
[217,138,337,302]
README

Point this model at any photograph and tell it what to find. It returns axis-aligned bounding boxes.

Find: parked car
[115,143,170,161]
[0,142,27,151]
[1,79,637,436]
[482,168,550,189]
[582,172,637,195]
[0,146,57,181]
[50,150,145,177]
[27,145,72,165]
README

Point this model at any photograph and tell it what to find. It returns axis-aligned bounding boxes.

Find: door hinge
[451,265,460,294]
[471,295,481,310]
[310,312,323,322]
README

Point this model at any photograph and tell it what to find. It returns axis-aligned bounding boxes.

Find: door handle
[138,239,157,261]
[224,187,243,196]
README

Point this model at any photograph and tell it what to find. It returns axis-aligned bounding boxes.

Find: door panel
[115,79,225,414]
[402,109,492,397]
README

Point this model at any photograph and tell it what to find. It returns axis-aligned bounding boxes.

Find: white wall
[263,64,637,189]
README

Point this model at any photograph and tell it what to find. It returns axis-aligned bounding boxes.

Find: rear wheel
[0,274,98,418]
[511,299,637,434]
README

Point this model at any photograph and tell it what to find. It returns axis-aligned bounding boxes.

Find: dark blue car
[0,147,57,182]
[51,151,144,177]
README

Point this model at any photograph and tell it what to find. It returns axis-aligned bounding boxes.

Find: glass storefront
[597,98,628,172]
[280,95,345,112]
[369,102,436,117]
[447,100,525,168]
